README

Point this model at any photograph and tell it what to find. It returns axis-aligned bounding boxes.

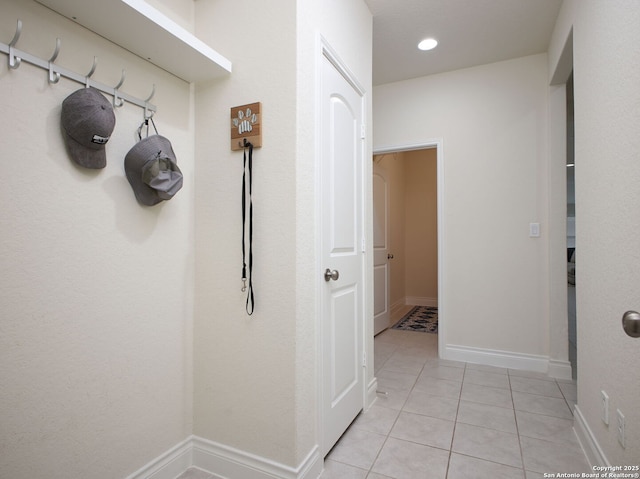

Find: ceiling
[365,0,563,86]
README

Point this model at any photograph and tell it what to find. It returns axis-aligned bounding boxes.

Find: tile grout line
[364,340,399,478]
[368,331,584,479]
[367,337,456,479]
[364,344,427,478]
[508,370,528,477]
[444,362,466,479]
[556,378,576,417]
[325,330,586,479]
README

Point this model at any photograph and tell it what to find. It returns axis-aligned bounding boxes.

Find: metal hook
[47,38,61,84]
[8,19,22,69]
[143,84,156,119]
[144,83,156,103]
[85,56,97,88]
[112,69,126,108]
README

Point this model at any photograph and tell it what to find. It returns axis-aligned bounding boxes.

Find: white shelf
[36,0,232,83]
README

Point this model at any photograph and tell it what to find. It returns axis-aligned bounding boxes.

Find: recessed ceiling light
[418,38,438,51]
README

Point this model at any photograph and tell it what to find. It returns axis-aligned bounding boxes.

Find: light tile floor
[177,307,590,479]
[322,306,589,479]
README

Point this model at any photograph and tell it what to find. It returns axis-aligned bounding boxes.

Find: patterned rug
[392,306,438,333]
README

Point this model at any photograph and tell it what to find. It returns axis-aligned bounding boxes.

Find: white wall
[0,0,373,474]
[374,54,550,359]
[192,0,371,470]
[145,0,194,33]
[549,0,640,465]
[0,1,195,477]
[193,0,299,464]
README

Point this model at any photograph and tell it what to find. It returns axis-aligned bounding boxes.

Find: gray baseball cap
[61,88,116,169]
[124,135,183,206]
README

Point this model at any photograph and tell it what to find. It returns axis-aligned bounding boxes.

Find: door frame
[316,37,370,457]
[373,140,445,356]
[546,34,574,381]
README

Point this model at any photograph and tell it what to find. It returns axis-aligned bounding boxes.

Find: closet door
[320,50,365,456]
[373,164,391,335]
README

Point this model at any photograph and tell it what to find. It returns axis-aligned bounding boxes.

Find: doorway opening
[372,141,444,358]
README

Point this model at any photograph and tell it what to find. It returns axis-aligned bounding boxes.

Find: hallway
[176,306,590,479]
[321,307,589,479]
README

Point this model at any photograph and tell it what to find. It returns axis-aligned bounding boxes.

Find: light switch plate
[529,223,540,237]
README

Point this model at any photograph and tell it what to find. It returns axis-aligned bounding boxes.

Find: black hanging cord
[241,139,255,315]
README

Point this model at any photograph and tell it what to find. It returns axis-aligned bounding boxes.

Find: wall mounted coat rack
[0,19,156,116]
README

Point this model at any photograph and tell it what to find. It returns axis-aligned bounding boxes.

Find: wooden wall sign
[230,102,262,150]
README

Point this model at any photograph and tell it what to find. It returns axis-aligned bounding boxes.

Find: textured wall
[0,1,195,478]
[192,0,299,464]
[374,54,550,356]
[549,0,640,464]
[192,0,372,468]
[145,0,195,33]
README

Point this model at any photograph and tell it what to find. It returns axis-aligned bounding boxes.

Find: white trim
[444,344,576,379]
[390,298,405,317]
[574,405,609,468]
[443,344,549,372]
[373,140,445,357]
[547,359,573,380]
[313,32,325,468]
[320,38,366,96]
[125,436,192,479]
[405,296,438,307]
[125,436,323,479]
[193,436,322,479]
[366,376,379,409]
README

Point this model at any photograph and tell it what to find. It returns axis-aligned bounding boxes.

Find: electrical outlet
[616,409,626,448]
[601,390,609,425]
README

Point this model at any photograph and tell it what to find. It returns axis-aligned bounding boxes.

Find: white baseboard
[125,436,193,479]
[366,376,379,409]
[390,299,406,317]
[574,405,609,468]
[442,344,549,373]
[126,436,323,479]
[405,296,438,307]
[443,344,576,380]
[547,359,573,380]
[193,436,322,479]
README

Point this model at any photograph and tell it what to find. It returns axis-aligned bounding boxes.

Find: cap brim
[63,131,106,169]
[125,135,179,206]
[125,167,164,206]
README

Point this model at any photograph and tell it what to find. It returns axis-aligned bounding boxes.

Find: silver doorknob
[324,269,339,282]
[622,311,640,338]
[387,253,394,259]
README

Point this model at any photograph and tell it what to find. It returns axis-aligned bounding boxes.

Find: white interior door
[320,52,364,456]
[373,164,390,335]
